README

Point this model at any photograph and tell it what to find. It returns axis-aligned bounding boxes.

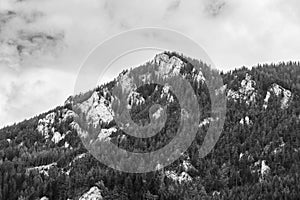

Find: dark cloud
[103,0,116,20]
[0,6,64,69]
[167,0,181,11]
[21,10,44,23]
[204,0,226,17]
[0,11,17,25]
[17,30,64,58]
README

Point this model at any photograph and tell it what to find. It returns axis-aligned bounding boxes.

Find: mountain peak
[153,52,184,77]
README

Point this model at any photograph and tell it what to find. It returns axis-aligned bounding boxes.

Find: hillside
[0,52,299,200]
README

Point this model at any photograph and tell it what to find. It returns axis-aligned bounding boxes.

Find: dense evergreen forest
[0,52,299,200]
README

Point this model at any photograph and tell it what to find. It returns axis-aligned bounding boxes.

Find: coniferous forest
[0,53,299,200]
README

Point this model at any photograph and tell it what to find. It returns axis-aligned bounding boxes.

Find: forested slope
[0,53,299,200]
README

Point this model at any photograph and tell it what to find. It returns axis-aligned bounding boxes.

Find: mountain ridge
[0,52,299,199]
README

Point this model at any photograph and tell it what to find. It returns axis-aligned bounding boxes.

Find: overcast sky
[1,0,300,127]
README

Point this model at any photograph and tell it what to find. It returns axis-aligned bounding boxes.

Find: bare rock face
[79,187,103,200]
[240,116,252,126]
[263,83,292,109]
[37,112,56,137]
[76,91,114,127]
[154,53,184,77]
[227,73,257,105]
[65,53,205,141]
[165,170,192,184]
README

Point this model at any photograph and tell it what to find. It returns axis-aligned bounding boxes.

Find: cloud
[167,0,181,11]
[0,68,75,127]
[0,7,65,70]
[204,0,226,17]
[2,0,300,70]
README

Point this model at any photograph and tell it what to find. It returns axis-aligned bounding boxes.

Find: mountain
[0,52,299,200]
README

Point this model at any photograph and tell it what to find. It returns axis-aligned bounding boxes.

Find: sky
[0,0,300,127]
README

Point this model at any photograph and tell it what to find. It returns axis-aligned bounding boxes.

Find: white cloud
[0,67,75,127]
